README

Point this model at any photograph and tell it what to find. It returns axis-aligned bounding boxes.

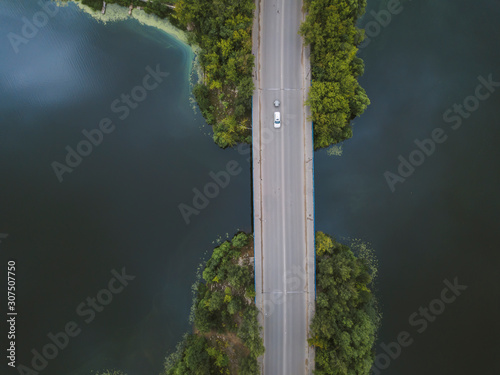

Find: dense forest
[164,232,264,374]
[176,0,255,148]
[309,232,380,374]
[300,0,370,149]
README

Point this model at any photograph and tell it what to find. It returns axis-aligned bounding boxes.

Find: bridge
[252,0,315,373]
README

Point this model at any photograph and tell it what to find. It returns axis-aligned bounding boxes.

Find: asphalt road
[252,0,315,373]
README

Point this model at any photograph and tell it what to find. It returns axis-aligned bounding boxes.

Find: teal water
[0,2,251,374]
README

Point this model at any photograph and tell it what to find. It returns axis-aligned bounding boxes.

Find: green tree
[310,232,379,375]
[164,232,263,374]
[300,0,370,149]
[177,0,255,148]
[231,232,249,248]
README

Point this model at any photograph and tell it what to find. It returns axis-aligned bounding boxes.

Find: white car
[274,111,281,128]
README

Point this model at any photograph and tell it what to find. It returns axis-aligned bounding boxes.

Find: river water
[0,0,498,374]
[315,0,500,373]
[0,2,251,374]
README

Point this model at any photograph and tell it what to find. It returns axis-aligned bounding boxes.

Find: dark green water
[1,0,499,375]
[0,2,251,374]
[315,0,500,374]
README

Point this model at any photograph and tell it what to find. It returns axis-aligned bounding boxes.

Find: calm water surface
[315,0,500,374]
[1,0,499,375]
[0,2,250,374]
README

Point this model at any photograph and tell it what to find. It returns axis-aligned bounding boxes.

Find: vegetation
[164,232,264,374]
[300,0,370,149]
[79,0,181,26]
[309,232,380,375]
[176,0,255,148]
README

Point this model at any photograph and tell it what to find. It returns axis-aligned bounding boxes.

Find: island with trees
[162,231,379,375]
[309,232,380,374]
[92,231,379,375]
[179,0,371,150]
[70,0,370,151]
[300,0,370,149]
[163,232,264,374]
[176,0,255,148]
[65,0,256,149]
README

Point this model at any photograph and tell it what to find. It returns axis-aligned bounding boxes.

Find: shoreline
[58,1,203,86]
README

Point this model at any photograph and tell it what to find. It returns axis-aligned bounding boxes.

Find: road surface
[252,0,315,373]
